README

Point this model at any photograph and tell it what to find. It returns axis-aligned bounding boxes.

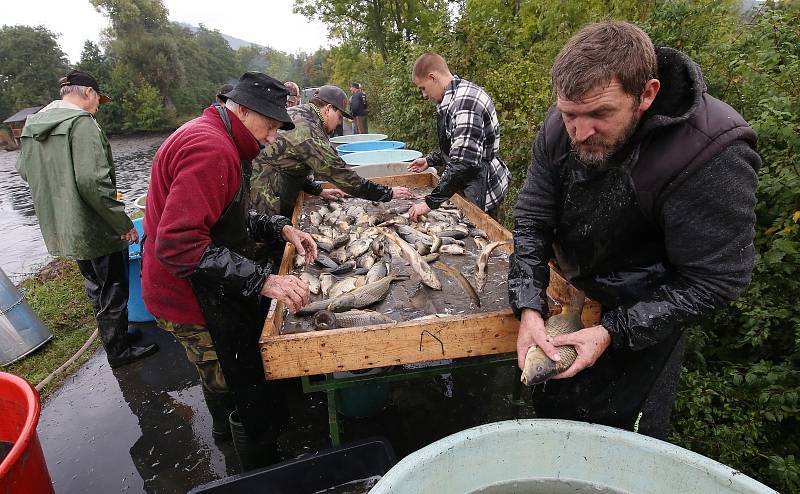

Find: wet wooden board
[260,173,601,379]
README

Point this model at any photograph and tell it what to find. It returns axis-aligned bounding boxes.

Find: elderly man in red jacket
[142,72,317,471]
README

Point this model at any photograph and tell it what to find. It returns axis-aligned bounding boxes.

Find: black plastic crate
[189,437,396,494]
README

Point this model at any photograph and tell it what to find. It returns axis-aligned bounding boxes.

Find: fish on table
[312,309,395,330]
[475,239,513,292]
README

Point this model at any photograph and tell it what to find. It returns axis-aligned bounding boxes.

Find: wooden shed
[3,106,43,145]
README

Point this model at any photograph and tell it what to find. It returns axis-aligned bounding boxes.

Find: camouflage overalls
[250,103,393,219]
[156,318,228,393]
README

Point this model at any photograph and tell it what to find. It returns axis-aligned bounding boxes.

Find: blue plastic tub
[336,140,405,156]
[128,218,154,322]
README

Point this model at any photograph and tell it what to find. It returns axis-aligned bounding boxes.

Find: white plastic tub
[330,133,388,145]
[352,162,437,179]
[369,419,776,494]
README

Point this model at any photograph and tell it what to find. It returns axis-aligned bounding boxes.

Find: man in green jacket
[251,85,413,218]
[16,70,158,368]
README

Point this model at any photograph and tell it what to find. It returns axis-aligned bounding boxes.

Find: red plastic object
[0,372,53,494]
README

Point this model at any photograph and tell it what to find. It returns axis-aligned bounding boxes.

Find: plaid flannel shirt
[426,76,510,211]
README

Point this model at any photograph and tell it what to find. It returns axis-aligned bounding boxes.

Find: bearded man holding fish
[509,22,761,439]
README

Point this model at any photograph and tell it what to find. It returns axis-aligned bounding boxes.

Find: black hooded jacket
[508,48,761,428]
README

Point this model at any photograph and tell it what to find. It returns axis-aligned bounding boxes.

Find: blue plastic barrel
[336,140,406,156]
[128,218,154,322]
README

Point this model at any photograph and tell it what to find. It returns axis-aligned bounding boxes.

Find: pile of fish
[284,195,512,333]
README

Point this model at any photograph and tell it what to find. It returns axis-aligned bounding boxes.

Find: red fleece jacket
[142,106,260,325]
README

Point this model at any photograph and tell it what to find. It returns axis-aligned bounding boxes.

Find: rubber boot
[202,389,234,440]
[229,411,279,472]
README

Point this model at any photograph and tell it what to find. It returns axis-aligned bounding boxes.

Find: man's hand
[281,225,318,265]
[121,227,139,244]
[550,325,611,379]
[408,202,432,222]
[517,309,560,369]
[390,186,414,200]
[319,188,346,201]
[407,157,429,173]
[260,275,309,314]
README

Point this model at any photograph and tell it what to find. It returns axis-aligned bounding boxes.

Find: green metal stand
[301,353,520,446]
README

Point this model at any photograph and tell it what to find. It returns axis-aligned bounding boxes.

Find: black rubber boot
[229,411,279,472]
[202,389,234,440]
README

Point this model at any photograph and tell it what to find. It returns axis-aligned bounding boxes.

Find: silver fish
[315,253,338,270]
[319,273,334,297]
[365,260,389,284]
[329,276,360,299]
[371,237,384,257]
[310,211,323,226]
[357,252,377,269]
[312,233,334,252]
[381,230,442,290]
[432,260,480,307]
[439,244,465,255]
[313,309,395,330]
[293,254,306,269]
[300,272,320,295]
[475,239,513,292]
[332,234,350,249]
[327,274,407,312]
[329,247,348,265]
[346,237,373,259]
[297,298,332,316]
[329,260,356,275]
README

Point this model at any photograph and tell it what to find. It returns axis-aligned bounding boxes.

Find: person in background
[350,82,368,134]
[251,84,413,219]
[509,21,761,439]
[407,52,511,222]
[16,69,158,368]
[142,72,317,470]
[285,81,301,108]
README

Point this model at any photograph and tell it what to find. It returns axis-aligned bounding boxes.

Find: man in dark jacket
[17,69,158,368]
[407,52,511,222]
[509,21,761,439]
[349,82,368,134]
[142,72,317,470]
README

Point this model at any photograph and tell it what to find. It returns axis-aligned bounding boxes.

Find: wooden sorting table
[259,172,601,445]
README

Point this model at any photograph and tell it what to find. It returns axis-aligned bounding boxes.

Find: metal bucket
[0,268,52,366]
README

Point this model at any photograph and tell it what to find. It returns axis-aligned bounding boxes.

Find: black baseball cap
[315,85,353,119]
[217,72,295,130]
[60,70,111,104]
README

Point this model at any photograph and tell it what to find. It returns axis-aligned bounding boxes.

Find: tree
[294,0,450,61]
[0,25,69,119]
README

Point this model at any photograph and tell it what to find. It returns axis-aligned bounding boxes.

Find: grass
[4,258,98,398]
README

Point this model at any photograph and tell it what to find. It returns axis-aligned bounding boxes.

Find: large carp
[520,292,585,386]
[381,229,442,290]
[327,274,407,312]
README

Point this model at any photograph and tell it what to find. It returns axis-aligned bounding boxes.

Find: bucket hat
[217,73,295,130]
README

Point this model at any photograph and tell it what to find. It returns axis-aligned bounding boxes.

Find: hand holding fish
[282,225,318,265]
[407,157,429,173]
[319,188,346,201]
[261,274,310,314]
[549,325,611,379]
[390,186,414,200]
[517,308,560,369]
[408,202,432,222]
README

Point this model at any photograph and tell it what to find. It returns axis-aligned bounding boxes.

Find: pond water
[0,134,166,281]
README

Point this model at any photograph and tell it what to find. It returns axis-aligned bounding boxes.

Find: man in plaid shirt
[407,52,511,221]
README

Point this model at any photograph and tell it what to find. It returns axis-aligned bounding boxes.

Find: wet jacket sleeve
[602,142,761,351]
[71,116,134,235]
[298,137,393,202]
[508,128,558,319]
[426,150,449,174]
[425,109,485,209]
[190,244,271,298]
[301,177,323,196]
[248,211,291,244]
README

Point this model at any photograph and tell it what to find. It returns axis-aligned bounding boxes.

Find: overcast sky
[2,0,331,63]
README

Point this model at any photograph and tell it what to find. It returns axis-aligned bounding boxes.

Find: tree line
[297,0,799,491]
[0,0,334,134]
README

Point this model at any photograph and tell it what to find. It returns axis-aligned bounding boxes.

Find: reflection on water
[0,133,166,280]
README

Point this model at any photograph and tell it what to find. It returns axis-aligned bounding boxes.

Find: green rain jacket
[16,105,132,260]
[251,103,392,217]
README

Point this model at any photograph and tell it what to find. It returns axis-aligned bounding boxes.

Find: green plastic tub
[369,419,777,494]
